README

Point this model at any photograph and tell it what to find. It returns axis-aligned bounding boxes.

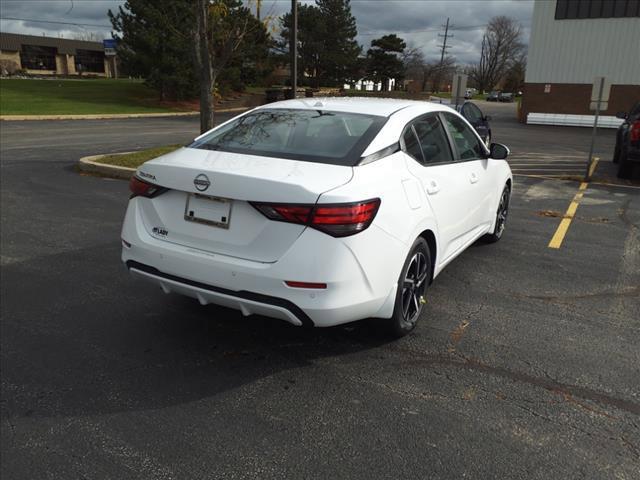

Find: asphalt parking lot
[1,104,639,479]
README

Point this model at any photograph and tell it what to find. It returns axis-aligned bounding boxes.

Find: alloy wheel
[496,189,509,236]
[401,252,428,325]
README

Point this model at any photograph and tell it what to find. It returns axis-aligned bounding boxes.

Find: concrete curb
[1,106,248,121]
[78,153,136,180]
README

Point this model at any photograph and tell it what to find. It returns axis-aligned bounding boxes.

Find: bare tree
[194,0,215,134]
[400,48,458,94]
[502,50,527,93]
[194,0,254,133]
[425,56,456,93]
[469,16,523,93]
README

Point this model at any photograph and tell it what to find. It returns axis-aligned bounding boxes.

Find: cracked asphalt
[1,105,639,479]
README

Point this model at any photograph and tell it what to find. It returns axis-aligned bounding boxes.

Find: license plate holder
[184,194,232,229]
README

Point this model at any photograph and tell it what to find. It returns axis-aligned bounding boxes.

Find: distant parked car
[464,88,476,99]
[456,101,492,148]
[613,101,640,179]
[499,93,514,102]
[486,91,500,102]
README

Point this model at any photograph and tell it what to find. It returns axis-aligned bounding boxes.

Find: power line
[359,24,486,36]
[0,17,112,28]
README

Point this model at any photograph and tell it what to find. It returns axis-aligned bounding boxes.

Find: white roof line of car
[255,96,448,118]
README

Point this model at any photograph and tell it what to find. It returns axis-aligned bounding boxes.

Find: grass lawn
[96,145,182,169]
[0,78,193,115]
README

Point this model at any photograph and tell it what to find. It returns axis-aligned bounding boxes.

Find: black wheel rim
[401,252,428,325]
[496,189,509,236]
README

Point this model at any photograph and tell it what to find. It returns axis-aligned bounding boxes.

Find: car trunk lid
[134,147,353,263]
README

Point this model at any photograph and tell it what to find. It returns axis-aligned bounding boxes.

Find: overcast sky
[0,0,534,64]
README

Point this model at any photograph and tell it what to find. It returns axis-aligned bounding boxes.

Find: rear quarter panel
[318,153,439,292]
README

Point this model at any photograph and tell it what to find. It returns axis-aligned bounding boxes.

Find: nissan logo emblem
[193,174,211,192]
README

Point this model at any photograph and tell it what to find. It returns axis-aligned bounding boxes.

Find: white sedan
[121,98,512,336]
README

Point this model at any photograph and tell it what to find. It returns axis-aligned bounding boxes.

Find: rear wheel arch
[418,229,437,284]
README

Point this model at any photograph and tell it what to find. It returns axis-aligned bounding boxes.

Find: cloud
[0,0,534,63]
[0,0,120,40]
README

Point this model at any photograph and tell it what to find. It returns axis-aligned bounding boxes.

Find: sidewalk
[0,106,248,121]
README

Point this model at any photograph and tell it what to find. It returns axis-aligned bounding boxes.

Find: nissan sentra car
[121,98,512,336]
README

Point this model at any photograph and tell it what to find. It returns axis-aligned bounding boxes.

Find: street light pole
[290,0,297,99]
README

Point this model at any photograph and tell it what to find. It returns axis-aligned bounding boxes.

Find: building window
[20,45,57,70]
[75,49,105,73]
[555,0,640,19]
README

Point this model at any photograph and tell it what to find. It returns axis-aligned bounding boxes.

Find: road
[1,108,639,479]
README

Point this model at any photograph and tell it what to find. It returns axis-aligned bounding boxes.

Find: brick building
[522,0,640,126]
[0,32,116,77]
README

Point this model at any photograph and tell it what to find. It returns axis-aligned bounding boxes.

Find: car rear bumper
[121,201,406,327]
[127,260,314,326]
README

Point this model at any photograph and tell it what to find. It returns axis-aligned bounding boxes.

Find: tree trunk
[195,0,214,134]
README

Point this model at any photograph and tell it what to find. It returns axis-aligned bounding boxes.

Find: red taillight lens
[129,176,166,199]
[252,204,313,223]
[250,198,380,237]
[630,121,640,142]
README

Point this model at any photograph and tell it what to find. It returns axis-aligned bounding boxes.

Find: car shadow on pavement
[0,243,394,420]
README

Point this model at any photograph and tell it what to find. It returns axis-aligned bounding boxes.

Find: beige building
[522,0,640,125]
[0,32,116,77]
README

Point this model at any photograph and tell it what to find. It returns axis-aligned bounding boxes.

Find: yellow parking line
[548,182,589,249]
[588,157,600,178]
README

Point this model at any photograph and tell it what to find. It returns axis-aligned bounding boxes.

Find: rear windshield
[189,108,387,166]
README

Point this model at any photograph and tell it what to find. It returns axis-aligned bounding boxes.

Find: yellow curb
[78,153,136,180]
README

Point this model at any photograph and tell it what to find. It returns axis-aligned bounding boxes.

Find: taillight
[252,204,313,223]
[129,176,167,199]
[630,121,640,142]
[251,198,381,237]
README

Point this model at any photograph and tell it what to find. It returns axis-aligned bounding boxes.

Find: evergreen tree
[365,34,406,91]
[316,0,361,86]
[110,0,272,107]
[109,0,197,101]
[280,4,326,87]
[280,0,360,87]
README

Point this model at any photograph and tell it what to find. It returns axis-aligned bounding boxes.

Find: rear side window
[402,128,424,162]
[189,109,387,166]
[441,112,485,160]
[413,116,453,164]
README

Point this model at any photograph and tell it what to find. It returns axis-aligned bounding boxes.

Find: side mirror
[484,115,492,121]
[616,111,628,119]
[489,143,509,160]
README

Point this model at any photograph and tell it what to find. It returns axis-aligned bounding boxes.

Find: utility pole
[290,0,297,99]
[256,0,261,21]
[435,17,453,93]
[438,17,453,64]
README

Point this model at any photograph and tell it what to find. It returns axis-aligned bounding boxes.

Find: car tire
[387,238,431,337]
[617,150,633,179]
[482,184,510,243]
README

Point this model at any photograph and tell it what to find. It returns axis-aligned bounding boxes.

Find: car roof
[256,96,447,118]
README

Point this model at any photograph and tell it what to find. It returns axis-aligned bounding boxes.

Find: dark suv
[613,101,640,179]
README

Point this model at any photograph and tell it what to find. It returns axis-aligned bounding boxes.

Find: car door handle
[426,180,440,195]
[469,172,479,184]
